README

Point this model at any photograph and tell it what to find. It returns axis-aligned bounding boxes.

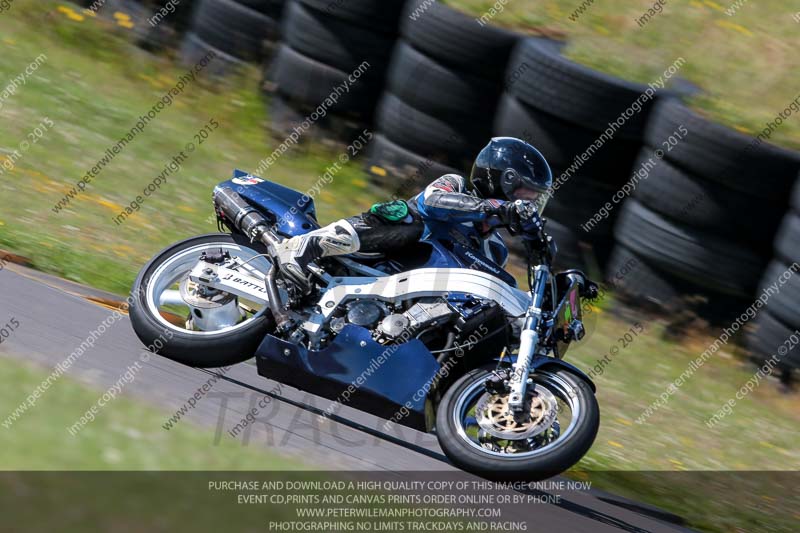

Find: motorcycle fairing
[255,324,442,431]
[422,220,516,287]
[217,170,320,237]
[446,241,517,288]
[311,268,530,324]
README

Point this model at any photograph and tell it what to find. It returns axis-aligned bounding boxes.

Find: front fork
[508,264,550,412]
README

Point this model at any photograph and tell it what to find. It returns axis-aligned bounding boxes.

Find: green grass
[0,0,381,295]
[572,306,800,472]
[447,0,800,149]
[567,303,800,531]
[0,356,308,470]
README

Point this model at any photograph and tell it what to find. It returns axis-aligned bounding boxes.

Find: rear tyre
[129,234,275,368]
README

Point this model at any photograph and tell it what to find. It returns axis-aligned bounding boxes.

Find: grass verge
[0,356,307,470]
[0,0,381,295]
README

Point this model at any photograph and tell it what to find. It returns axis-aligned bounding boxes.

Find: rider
[276,137,554,291]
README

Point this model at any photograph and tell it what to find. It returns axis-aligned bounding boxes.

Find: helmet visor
[509,185,550,215]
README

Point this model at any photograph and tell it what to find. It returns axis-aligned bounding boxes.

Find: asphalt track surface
[0,263,694,532]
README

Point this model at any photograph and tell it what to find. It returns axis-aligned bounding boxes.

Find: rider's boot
[274,219,360,292]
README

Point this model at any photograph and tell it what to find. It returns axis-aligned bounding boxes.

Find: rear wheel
[129,233,275,368]
[436,366,599,481]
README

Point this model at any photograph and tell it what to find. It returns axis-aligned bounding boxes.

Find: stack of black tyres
[367,0,519,196]
[609,98,800,321]
[138,1,199,51]
[746,175,800,383]
[266,0,405,141]
[181,0,284,74]
[494,38,664,271]
[77,1,200,52]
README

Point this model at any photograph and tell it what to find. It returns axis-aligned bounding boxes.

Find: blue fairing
[255,325,441,430]
[216,170,320,237]
[421,223,517,288]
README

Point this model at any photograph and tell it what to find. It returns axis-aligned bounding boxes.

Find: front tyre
[129,233,275,368]
[436,366,599,481]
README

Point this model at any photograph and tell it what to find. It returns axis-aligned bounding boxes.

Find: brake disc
[475,385,558,440]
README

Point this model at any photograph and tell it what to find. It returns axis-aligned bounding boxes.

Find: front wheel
[436,366,599,481]
[129,233,275,368]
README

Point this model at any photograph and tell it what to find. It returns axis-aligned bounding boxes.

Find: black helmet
[469,137,553,214]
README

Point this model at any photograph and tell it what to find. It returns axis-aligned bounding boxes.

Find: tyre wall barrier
[366,0,519,195]
[178,0,285,70]
[746,174,800,376]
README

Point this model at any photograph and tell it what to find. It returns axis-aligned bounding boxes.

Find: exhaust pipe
[213,186,277,249]
[213,187,292,329]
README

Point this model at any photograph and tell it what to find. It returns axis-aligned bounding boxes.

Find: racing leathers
[275,174,523,290]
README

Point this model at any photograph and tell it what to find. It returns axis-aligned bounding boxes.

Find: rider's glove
[493,200,540,234]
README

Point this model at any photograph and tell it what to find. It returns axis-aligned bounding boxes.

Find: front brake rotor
[475,385,558,440]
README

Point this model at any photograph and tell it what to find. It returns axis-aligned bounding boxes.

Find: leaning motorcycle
[130,170,600,480]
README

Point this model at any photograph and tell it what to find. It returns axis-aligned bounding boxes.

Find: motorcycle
[130,170,600,480]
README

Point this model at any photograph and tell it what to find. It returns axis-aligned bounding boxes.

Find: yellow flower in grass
[117,20,135,29]
[545,3,563,19]
[112,244,136,257]
[138,74,163,88]
[669,459,688,470]
[94,198,124,212]
[32,182,53,194]
[369,165,387,177]
[113,12,131,21]
[716,20,753,36]
[57,6,84,21]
